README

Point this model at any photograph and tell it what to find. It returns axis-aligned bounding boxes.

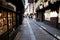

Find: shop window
[8,12,12,29]
[44,13,50,21]
[13,13,16,26]
[3,11,7,33]
[0,10,3,35]
[0,8,16,38]
[50,11,58,17]
[44,9,51,21]
[0,10,7,35]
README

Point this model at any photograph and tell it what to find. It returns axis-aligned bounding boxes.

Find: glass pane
[0,10,3,35]
[8,12,12,18]
[8,12,12,29]
[3,11,7,17]
[3,18,7,25]
[3,11,7,32]
[13,13,16,26]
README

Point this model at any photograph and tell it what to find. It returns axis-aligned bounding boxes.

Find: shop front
[36,1,60,29]
[0,6,17,40]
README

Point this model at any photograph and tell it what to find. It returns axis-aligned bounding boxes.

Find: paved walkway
[14,18,59,40]
[33,19,60,40]
[14,18,36,40]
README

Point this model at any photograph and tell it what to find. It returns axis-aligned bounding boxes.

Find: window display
[0,6,16,40]
[0,10,7,35]
[8,12,12,29]
[3,11,7,33]
[0,10,3,35]
[0,10,16,37]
